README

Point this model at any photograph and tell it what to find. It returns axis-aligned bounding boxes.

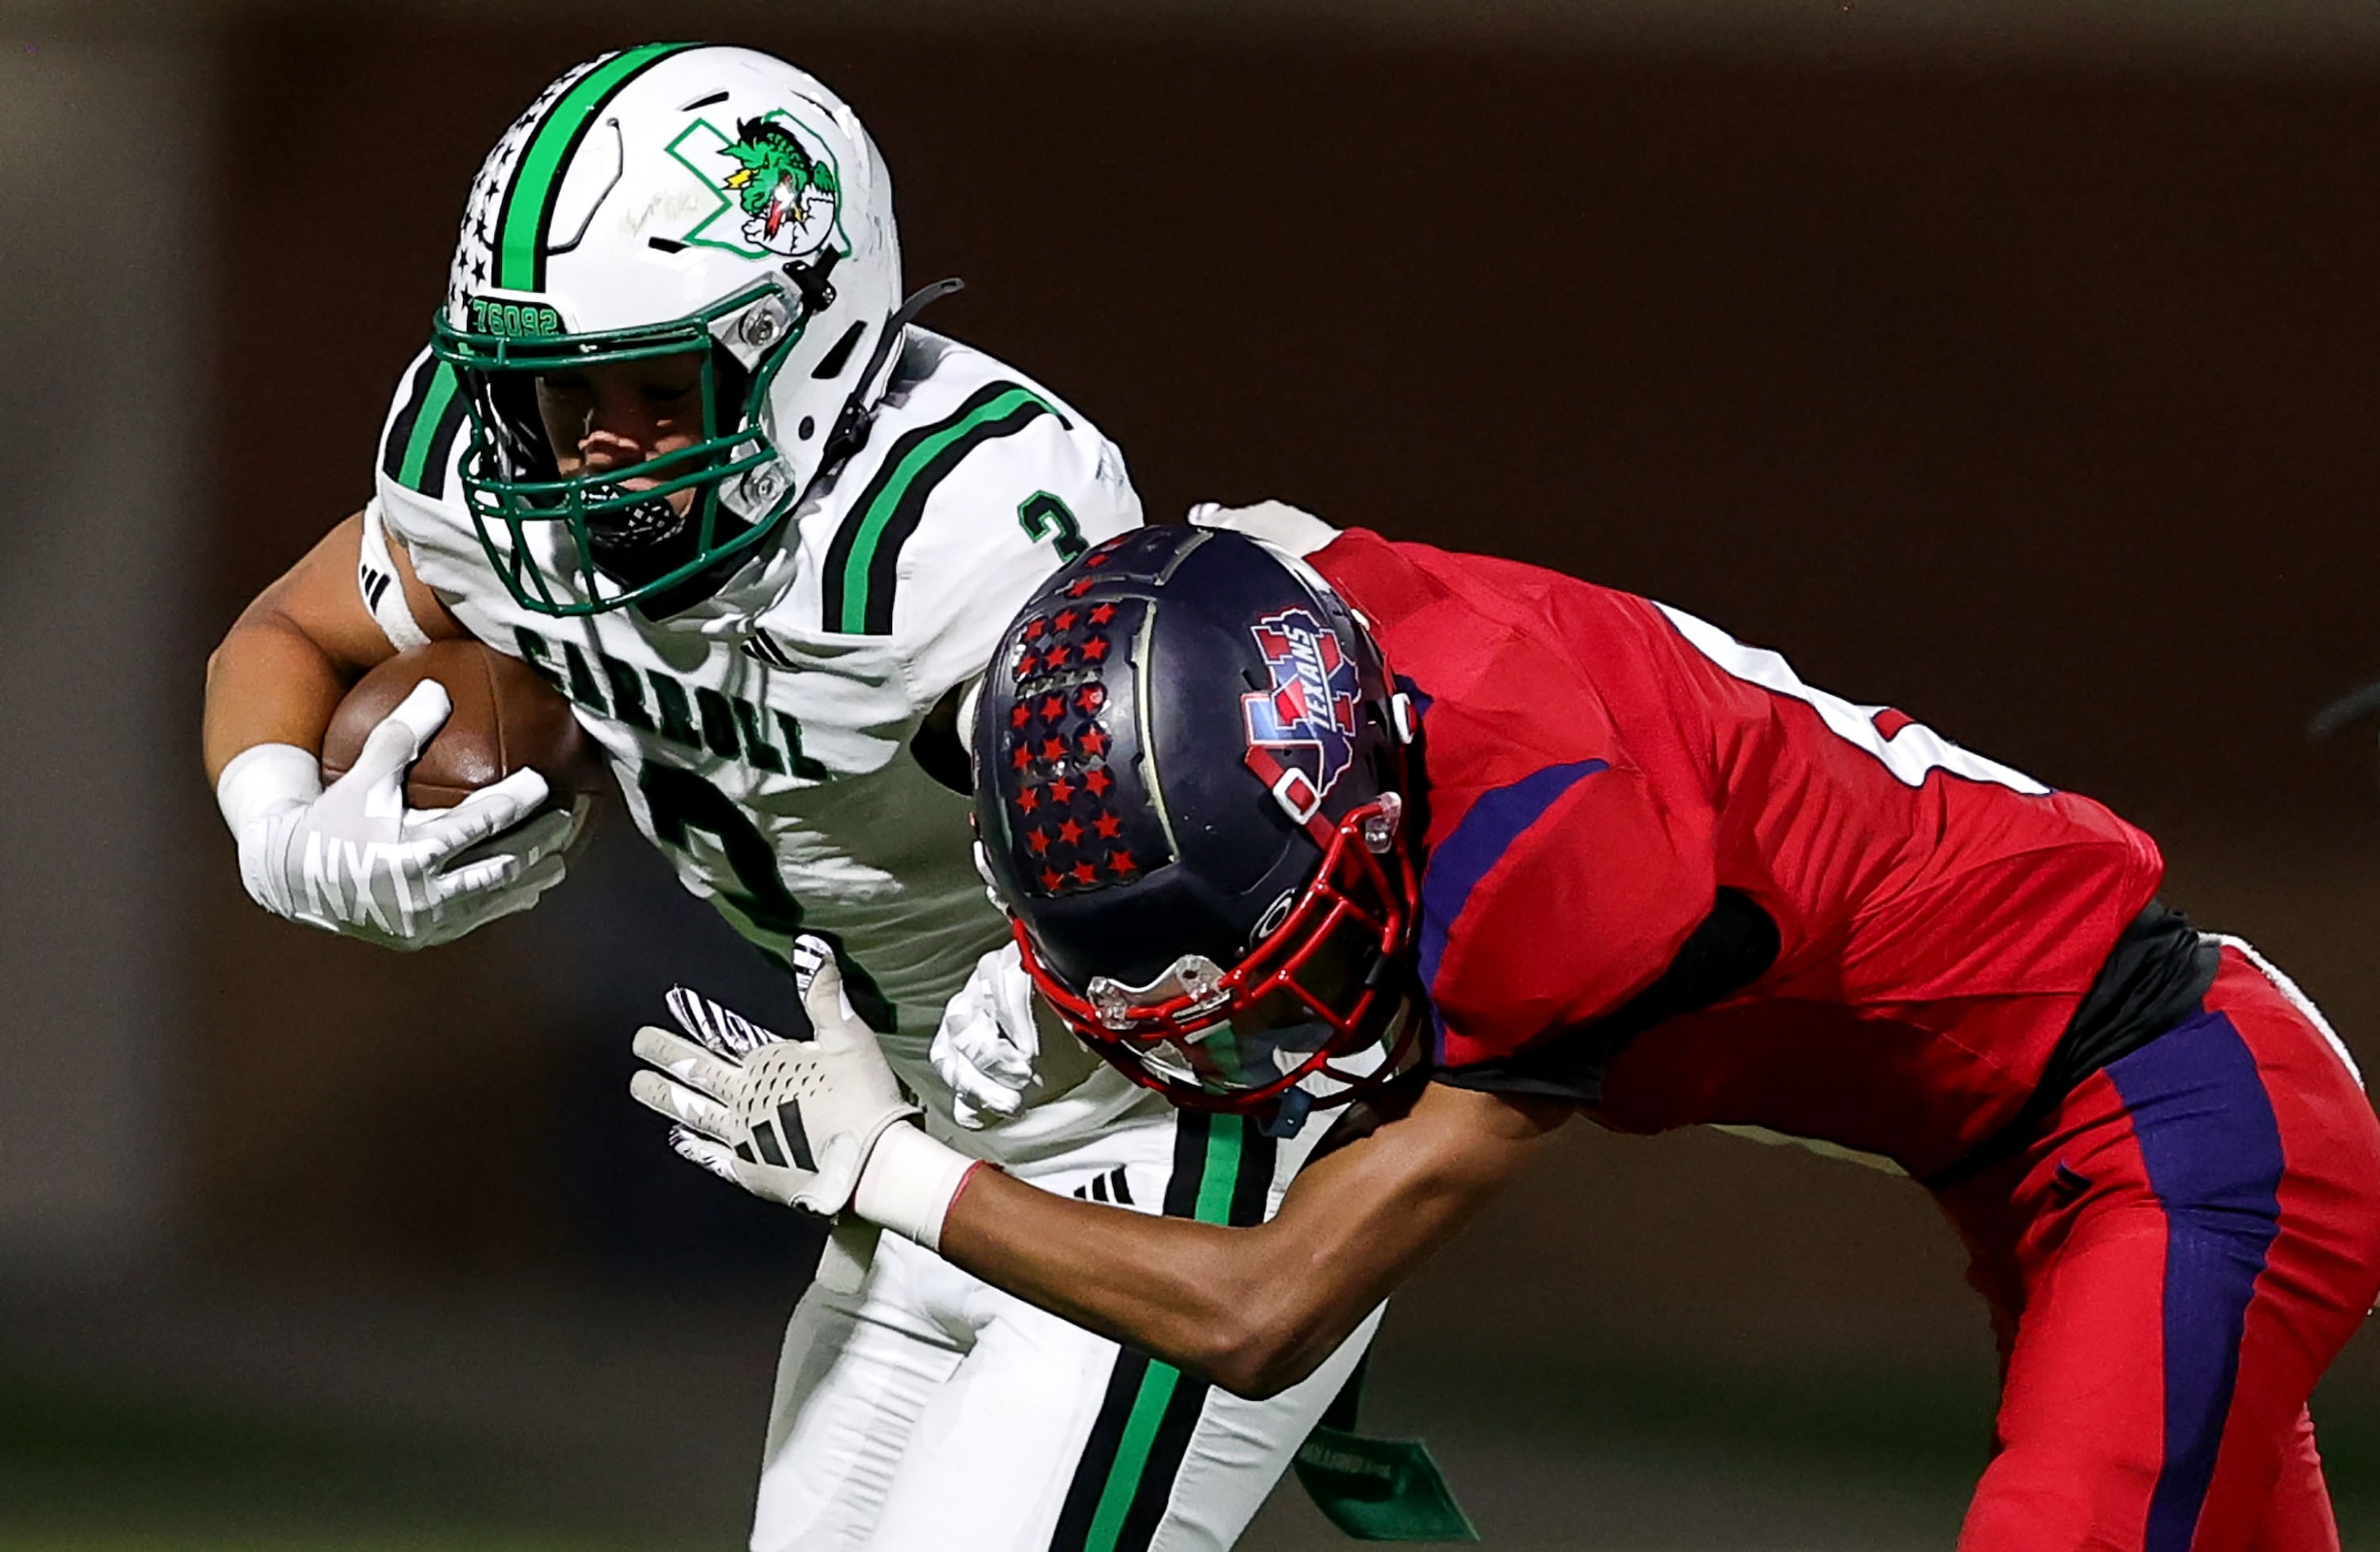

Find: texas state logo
[1243,610,1360,798]
[665,112,846,261]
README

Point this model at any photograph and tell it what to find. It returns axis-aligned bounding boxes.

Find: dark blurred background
[8,2,2380,1547]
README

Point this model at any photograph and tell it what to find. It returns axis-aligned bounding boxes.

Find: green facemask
[430,279,802,618]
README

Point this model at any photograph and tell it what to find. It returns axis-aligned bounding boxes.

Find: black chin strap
[782,246,842,316]
[816,277,966,477]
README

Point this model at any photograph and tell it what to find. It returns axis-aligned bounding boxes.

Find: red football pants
[1935,944,2380,1552]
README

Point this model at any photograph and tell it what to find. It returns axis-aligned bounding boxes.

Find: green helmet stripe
[823,383,1066,636]
[496,42,698,293]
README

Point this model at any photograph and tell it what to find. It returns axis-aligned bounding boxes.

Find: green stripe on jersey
[497,43,694,291]
[1079,1118,1246,1552]
[831,384,1056,635]
[397,363,460,492]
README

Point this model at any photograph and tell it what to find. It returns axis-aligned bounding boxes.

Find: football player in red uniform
[632,520,2380,1550]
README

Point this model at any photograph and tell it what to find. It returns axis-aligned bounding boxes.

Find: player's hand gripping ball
[632,938,923,1217]
[222,639,601,950]
[321,636,606,812]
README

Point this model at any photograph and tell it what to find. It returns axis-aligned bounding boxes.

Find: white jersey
[372,327,1162,1165]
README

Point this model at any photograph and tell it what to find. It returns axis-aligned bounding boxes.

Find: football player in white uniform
[200,45,1381,1551]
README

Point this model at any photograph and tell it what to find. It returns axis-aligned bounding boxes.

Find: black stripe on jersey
[413,380,470,500]
[740,631,799,670]
[379,354,440,484]
[818,380,1068,637]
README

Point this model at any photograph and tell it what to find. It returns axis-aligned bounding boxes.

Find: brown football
[321,637,608,812]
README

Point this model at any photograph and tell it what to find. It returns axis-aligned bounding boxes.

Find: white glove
[632,938,974,1247]
[217,681,573,950]
[1186,499,1340,558]
[930,942,1044,1130]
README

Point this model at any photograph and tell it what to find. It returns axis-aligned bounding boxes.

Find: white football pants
[750,1108,1381,1552]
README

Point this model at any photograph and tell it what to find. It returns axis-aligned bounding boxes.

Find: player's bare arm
[203,508,569,950]
[203,336,704,783]
[202,509,460,780]
[635,934,1566,1398]
[203,340,723,945]
[258,46,1407,1549]
[937,1079,1567,1397]
[642,518,2380,1547]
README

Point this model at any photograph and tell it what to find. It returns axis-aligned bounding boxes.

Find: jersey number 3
[1018,491,1087,560]
[637,764,899,1032]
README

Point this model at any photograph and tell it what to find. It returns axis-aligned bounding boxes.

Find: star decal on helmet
[994,598,1166,898]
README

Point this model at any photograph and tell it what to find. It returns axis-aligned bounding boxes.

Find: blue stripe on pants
[2105,1010,2287,1552]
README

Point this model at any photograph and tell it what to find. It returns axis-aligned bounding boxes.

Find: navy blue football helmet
[971,524,1423,1113]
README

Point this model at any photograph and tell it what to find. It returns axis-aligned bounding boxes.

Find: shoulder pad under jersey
[370,345,479,582]
[804,332,1143,702]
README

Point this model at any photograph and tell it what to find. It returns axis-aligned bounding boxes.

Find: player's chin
[585,486,698,583]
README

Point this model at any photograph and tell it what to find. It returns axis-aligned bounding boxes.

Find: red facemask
[1012,789,1422,1113]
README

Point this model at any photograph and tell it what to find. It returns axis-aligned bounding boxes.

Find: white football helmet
[430,44,935,617]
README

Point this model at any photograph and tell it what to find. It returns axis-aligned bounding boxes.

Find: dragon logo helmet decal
[708,117,842,257]
[428,44,912,618]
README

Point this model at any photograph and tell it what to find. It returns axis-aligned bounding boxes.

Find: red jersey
[1309,530,2164,1177]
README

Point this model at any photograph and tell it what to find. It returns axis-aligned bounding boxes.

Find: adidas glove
[632,937,978,1246]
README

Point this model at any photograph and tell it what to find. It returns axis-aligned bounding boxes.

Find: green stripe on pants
[1079,1118,1245,1551]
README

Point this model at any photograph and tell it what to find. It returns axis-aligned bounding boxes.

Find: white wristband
[853,1123,981,1253]
[215,742,323,833]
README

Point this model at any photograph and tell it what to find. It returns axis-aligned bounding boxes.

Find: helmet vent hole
[646,236,687,255]
[797,416,815,441]
[812,321,866,380]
